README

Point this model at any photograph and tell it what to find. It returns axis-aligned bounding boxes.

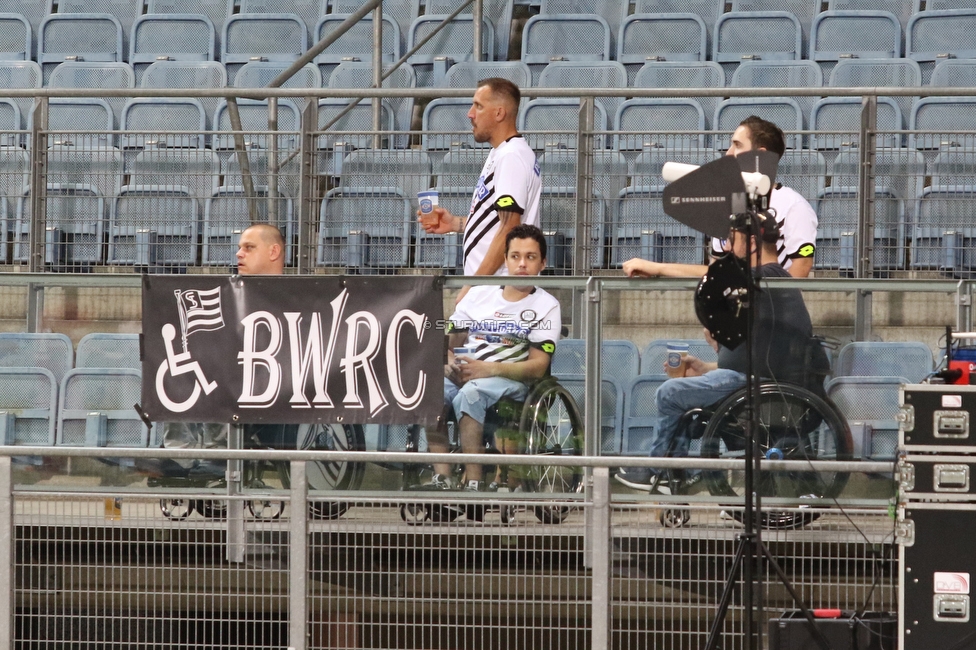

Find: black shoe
[614,467,654,491]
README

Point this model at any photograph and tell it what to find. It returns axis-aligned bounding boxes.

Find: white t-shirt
[448,285,561,362]
[711,184,818,270]
[463,135,542,276]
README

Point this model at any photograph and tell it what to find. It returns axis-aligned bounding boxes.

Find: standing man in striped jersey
[420,77,542,300]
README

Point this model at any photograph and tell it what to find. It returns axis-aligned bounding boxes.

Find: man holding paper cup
[615,213,818,492]
[418,78,541,300]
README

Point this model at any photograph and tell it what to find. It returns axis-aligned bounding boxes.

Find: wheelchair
[150,422,366,521]
[651,382,854,530]
[399,376,584,525]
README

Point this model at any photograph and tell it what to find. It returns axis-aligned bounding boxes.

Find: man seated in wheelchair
[424,224,562,493]
[615,211,828,492]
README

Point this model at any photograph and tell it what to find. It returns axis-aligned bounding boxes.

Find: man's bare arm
[787,257,813,278]
[622,258,708,278]
[472,210,520,276]
[454,346,552,384]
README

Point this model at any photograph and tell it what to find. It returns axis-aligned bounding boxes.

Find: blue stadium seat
[730,0,818,45]
[521,14,610,84]
[633,61,723,128]
[221,13,307,78]
[140,60,226,129]
[46,61,135,128]
[109,184,199,266]
[713,98,804,149]
[612,184,705,267]
[222,148,301,200]
[203,186,293,265]
[314,14,401,80]
[328,61,415,149]
[930,149,976,185]
[628,147,715,188]
[238,0,318,39]
[235,60,321,91]
[13,183,107,266]
[825,375,904,460]
[926,0,976,9]
[57,368,154,448]
[617,13,707,82]
[930,58,976,87]
[76,333,141,370]
[213,98,301,159]
[815,186,906,271]
[713,11,802,83]
[129,14,216,83]
[433,143,485,189]
[0,146,28,262]
[0,0,47,45]
[538,60,627,127]
[827,0,918,29]
[146,0,229,49]
[316,97,395,153]
[427,0,513,64]
[541,0,626,53]
[0,367,58,447]
[537,147,628,217]
[39,14,124,83]
[907,9,976,83]
[407,14,493,86]
[55,0,142,49]
[129,147,219,208]
[0,332,74,384]
[614,98,706,151]
[827,58,921,123]
[518,97,608,151]
[45,143,122,207]
[909,97,976,152]
[830,147,925,222]
[0,98,19,147]
[636,0,724,35]
[0,13,30,60]
[443,60,531,89]
[776,149,827,201]
[810,97,904,149]
[0,60,40,129]
[538,186,607,270]
[622,374,668,455]
[730,60,823,119]
[316,186,413,270]
[120,98,207,158]
[810,10,902,78]
[911,185,976,274]
[337,149,432,211]
[35,98,114,149]
[556,373,624,455]
[835,341,934,382]
[330,0,417,54]
[551,338,641,383]
[640,339,717,375]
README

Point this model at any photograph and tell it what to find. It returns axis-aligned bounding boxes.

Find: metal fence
[0,447,900,650]
[5,85,976,279]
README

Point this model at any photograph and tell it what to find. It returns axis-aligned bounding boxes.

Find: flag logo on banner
[176,287,224,343]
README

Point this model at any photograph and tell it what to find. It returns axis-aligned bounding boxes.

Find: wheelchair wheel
[520,378,584,524]
[280,423,366,520]
[699,383,854,530]
[159,498,193,520]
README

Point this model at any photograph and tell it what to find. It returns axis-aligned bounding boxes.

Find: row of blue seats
[0,332,151,448]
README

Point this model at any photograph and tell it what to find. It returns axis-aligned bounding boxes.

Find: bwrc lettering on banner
[141,276,444,426]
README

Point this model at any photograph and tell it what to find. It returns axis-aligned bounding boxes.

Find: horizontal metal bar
[1,446,895,474]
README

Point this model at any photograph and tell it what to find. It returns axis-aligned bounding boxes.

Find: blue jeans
[649,369,747,459]
[444,376,528,425]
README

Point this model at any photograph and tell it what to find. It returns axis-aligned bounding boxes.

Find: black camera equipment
[661,150,832,650]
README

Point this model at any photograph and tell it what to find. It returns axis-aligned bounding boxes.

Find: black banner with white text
[141,275,444,425]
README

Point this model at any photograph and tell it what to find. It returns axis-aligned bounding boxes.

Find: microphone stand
[703,208,832,650]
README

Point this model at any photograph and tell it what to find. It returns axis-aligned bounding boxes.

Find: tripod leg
[760,542,833,650]
[704,535,749,650]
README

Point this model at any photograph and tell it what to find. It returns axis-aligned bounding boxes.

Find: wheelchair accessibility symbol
[155,288,224,413]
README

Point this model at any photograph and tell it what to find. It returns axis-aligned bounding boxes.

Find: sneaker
[464,479,484,492]
[615,467,670,494]
[424,474,456,490]
[463,480,485,521]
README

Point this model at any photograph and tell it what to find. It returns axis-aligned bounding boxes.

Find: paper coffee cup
[418,190,439,215]
[666,342,690,376]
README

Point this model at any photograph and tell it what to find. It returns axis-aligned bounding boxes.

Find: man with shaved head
[420,77,542,299]
[236,223,285,275]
